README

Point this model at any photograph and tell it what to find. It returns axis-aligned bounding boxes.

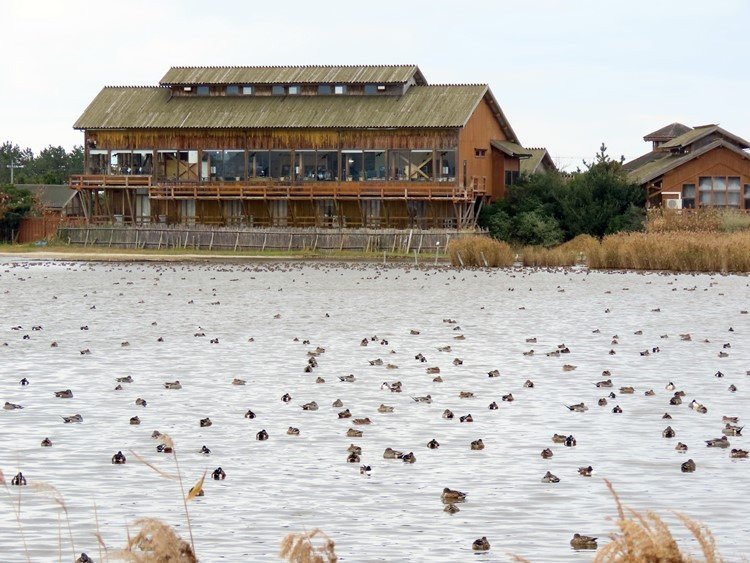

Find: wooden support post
[84,229,90,247]
[288,233,293,251]
[262,233,267,251]
[108,230,113,248]
[234,231,240,251]
[209,231,215,250]
[158,231,163,250]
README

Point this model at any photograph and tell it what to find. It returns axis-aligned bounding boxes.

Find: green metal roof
[661,124,750,150]
[160,65,424,85]
[643,122,691,142]
[490,140,532,158]
[74,85,490,130]
[520,148,555,174]
[20,184,76,209]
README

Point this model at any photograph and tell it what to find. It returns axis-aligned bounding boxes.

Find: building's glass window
[177,151,199,181]
[474,148,487,157]
[249,151,269,177]
[364,84,377,95]
[224,150,245,180]
[682,184,696,208]
[342,151,363,181]
[699,177,712,206]
[270,151,292,180]
[745,184,750,209]
[505,170,520,186]
[318,84,332,95]
[316,151,338,181]
[334,85,346,95]
[202,151,223,181]
[272,85,286,95]
[110,150,153,175]
[295,151,316,181]
[288,85,300,95]
[157,150,179,180]
[242,85,253,95]
[728,176,741,207]
[226,85,239,95]
[699,176,742,207]
[363,151,386,180]
[196,85,209,96]
[409,150,433,181]
[89,149,108,174]
[437,150,456,182]
[389,150,410,181]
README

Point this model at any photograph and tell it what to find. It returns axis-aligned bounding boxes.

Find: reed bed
[447,235,514,267]
[595,480,721,562]
[521,235,598,267]
[647,208,750,234]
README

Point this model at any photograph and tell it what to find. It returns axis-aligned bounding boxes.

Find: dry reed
[279,528,338,563]
[647,208,750,234]
[521,234,599,267]
[447,235,513,267]
[595,480,722,562]
[114,518,197,562]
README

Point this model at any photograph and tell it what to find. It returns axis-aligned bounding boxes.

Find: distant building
[624,123,750,209]
[520,148,556,176]
[69,64,536,228]
[19,184,78,217]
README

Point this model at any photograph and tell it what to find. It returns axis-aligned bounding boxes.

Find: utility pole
[6,162,23,184]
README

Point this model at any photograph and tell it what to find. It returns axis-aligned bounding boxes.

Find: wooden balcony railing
[69,174,152,188]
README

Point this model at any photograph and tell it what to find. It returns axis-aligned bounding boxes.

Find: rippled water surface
[0,260,748,562]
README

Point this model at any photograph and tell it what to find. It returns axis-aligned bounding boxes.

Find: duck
[619,386,635,394]
[722,424,743,436]
[212,467,226,480]
[353,417,372,425]
[670,395,683,406]
[111,451,127,464]
[256,429,269,441]
[281,393,292,403]
[470,439,485,451]
[645,389,655,396]
[41,437,52,447]
[347,445,362,454]
[19,378,29,386]
[164,381,182,390]
[232,378,246,386]
[472,537,490,551]
[426,366,440,374]
[722,416,739,423]
[552,434,567,443]
[338,409,352,419]
[566,403,588,412]
[442,409,455,419]
[460,414,473,423]
[412,395,432,403]
[135,398,147,407]
[487,369,500,378]
[663,413,672,419]
[662,426,676,438]
[706,437,729,448]
[200,417,212,427]
[541,448,553,459]
[370,358,384,366]
[443,503,460,514]
[675,442,688,452]
[564,435,577,447]
[339,374,356,382]
[452,358,463,366]
[730,449,748,459]
[598,398,607,406]
[665,382,675,391]
[570,534,598,550]
[382,381,403,393]
[4,402,23,410]
[383,447,404,459]
[332,399,344,407]
[441,487,467,503]
[523,379,535,388]
[542,471,560,483]
[301,401,318,411]
[612,405,623,414]
[359,465,372,475]
[199,445,211,455]
[578,466,593,477]
[595,379,613,388]
[129,416,140,425]
[62,414,83,423]
[689,400,707,414]
[151,431,162,439]
[427,439,440,449]
[378,404,394,413]
[114,385,123,391]
[459,391,474,399]
[346,428,363,437]
[244,409,256,419]
[11,472,26,486]
[488,401,498,410]
[432,376,443,383]
[287,427,300,436]
[347,452,360,463]
[401,452,416,463]
[728,384,737,392]
[681,459,696,472]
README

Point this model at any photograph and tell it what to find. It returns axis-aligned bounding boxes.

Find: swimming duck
[378,404,394,413]
[441,487,467,503]
[595,379,613,388]
[459,391,474,399]
[11,472,26,486]
[452,358,463,366]
[135,398,147,407]
[670,395,682,406]
[570,534,598,550]
[19,378,29,386]
[76,553,94,563]
[244,409,256,419]
[552,434,567,443]
[130,416,140,425]
[331,399,344,408]
[487,369,500,378]
[675,442,688,452]
[488,401,498,410]
[502,393,514,402]
[612,405,623,414]
[346,428,363,437]
[384,447,404,459]
[689,400,707,414]
[151,431,162,439]
[339,374,356,382]
[444,503,460,514]
[414,353,426,362]
[301,401,318,411]
[578,466,593,477]
[598,398,607,407]
[562,364,576,372]
[442,409,455,419]
[232,378,246,386]
[353,417,372,425]
[645,389,655,396]
[564,435,577,447]
[212,467,226,480]
[114,385,123,391]
[359,465,371,475]
[338,409,352,419]
[619,386,634,394]
[663,413,672,419]
[281,393,292,403]
[524,380,535,388]
[566,403,588,412]
[4,402,23,410]
[541,448,553,459]
[459,414,473,423]
[608,392,617,399]
[665,382,675,391]
[472,537,490,551]
[432,376,443,383]
[730,449,748,458]
[381,381,402,393]
[200,417,212,427]
[347,444,362,454]
[346,452,360,463]
[722,424,743,436]
[427,439,440,449]
[287,427,300,436]
[728,384,737,392]
[722,416,739,423]
[256,429,269,441]
[662,426,676,438]
[41,437,52,447]
[681,459,696,472]
[111,451,126,464]
[438,345,451,352]
[62,414,83,423]
[542,471,560,483]
[412,395,432,403]
[200,445,211,455]
[706,437,729,448]
[426,366,441,374]
[164,380,181,390]
[470,439,485,451]
[402,452,416,463]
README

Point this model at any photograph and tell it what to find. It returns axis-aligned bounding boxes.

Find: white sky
[2,0,749,168]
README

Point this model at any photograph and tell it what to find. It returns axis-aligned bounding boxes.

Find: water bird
[256,429,269,440]
[62,414,83,423]
[41,438,52,447]
[212,467,226,480]
[4,402,23,410]
[200,417,212,427]
[723,424,743,436]
[135,398,147,407]
[232,378,246,386]
[55,389,73,398]
[281,393,292,402]
[542,471,560,483]
[570,534,598,550]
[442,409,454,419]
[612,405,623,413]
[662,426,676,438]
[200,445,211,454]
[578,466,593,477]
[11,472,26,486]
[460,414,473,422]
[301,401,318,411]
[412,395,432,403]
[441,487,467,503]
[287,427,300,435]
[111,451,126,464]
[378,404,394,413]
[675,442,688,452]
[332,399,343,407]
[427,439,440,449]
[472,537,490,551]
[730,449,748,458]
[470,439,485,450]
[681,459,696,472]
[402,452,416,463]
[347,428,363,437]
[566,403,588,412]
[706,437,729,448]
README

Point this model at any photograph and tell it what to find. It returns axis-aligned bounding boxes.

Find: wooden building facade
[70,65,529,228]
[625,123,750,210]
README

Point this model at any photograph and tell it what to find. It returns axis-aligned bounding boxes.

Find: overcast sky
[3,0,748,168]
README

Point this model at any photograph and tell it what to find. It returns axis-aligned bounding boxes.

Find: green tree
[0,184,35,241]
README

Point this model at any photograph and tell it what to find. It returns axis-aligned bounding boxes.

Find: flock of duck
[0,259,747,559]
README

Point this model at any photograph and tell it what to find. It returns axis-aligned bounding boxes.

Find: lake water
[0,260,748,562]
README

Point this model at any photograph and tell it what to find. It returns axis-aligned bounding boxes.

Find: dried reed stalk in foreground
[279,528,337,563]
[595,479,722,562]
[114,518,197,562]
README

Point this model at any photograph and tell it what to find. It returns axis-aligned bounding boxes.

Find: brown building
[70,64,530,228]
[625,123,750,210]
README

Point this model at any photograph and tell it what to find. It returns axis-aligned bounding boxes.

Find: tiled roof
[643,122,692,142]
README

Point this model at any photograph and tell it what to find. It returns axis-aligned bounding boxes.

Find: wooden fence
[17,216,62,243]
[57,226,479,253]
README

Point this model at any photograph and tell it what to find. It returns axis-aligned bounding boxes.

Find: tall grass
[647,208,750,234]
[447,235,513,267]
[521,234,598,267]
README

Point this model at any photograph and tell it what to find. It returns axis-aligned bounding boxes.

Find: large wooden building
[625,123,750,209]
[70,64,531,228]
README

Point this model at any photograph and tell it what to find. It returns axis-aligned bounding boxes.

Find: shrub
[447,235,514,267]
[513,211,564,247]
